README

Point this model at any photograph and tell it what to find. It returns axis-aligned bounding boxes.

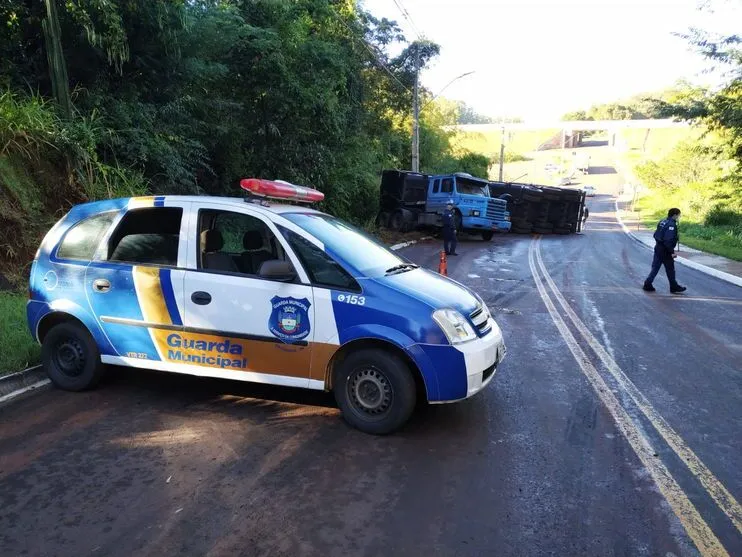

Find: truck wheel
[333,349,417,435]
[42,322,104,391]
[481,231,494,241]
[389,211,404,231]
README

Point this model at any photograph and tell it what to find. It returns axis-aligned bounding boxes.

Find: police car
[27,179,506,434]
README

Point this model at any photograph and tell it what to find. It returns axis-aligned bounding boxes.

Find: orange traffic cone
[438,250,448,276]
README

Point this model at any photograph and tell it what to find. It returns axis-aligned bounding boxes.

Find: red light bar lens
[240,178,325,202]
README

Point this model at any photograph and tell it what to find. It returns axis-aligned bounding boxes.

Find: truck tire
[333,349,417,435]
[481,231,494,241]
[389,211,404,231]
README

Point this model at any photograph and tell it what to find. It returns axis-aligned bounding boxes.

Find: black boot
[642,282,656,292]
[670,284,687,294]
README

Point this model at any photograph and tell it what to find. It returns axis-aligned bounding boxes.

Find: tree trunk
[42,0,72,119]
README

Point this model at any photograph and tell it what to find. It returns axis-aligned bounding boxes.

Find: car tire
[481,231,494,241]
[42,322,105,391]
[333,349,417,435]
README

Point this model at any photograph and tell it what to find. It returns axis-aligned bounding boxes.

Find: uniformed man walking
[643,208,687,293]
[442,200,458,256]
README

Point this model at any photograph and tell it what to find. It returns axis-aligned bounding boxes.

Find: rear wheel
[333,349,417,435]
[389,211,404,231]
[42,322,104,391]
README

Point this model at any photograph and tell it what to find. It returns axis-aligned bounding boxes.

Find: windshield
[456,177,488,196]
[283,213,406,277]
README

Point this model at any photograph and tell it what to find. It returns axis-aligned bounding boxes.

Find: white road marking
[528,239,728,557]
[535,237,742,536]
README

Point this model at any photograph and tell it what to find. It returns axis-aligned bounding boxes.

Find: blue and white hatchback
[28,180,506,434]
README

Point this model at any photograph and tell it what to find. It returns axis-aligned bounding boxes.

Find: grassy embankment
[618,127,742,261]
[0,292,38,374]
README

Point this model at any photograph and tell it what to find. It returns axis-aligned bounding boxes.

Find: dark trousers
[443,232,457,255]
[646,245,677,287]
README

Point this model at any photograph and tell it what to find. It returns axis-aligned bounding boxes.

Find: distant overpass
[454,119,690,132]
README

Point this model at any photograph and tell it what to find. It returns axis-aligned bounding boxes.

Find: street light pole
[498,125,505,181]
[412,48,420,173]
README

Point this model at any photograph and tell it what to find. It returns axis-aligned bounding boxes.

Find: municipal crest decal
[269,296,311,342]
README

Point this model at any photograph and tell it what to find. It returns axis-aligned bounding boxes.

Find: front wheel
[42,322,105,391]
[333,349,417,435]
[481,231,494,241]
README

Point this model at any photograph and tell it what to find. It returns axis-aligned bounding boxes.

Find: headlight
[433,309,476,345]
[470,210,480,217]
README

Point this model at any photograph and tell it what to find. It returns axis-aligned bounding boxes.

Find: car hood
[372,267,480,315]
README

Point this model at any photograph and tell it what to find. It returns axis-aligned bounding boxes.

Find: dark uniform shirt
[653,218,679,253]
[442,209,455,237]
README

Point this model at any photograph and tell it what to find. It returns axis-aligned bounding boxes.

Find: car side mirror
[259,260,297,282]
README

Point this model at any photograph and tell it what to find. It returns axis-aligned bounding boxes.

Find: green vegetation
[637,186,742,262]
[0,0,488,289]
[0,292,40,374]
[561,81,699,121]
[630,134,742,261]
[621,8,742,262]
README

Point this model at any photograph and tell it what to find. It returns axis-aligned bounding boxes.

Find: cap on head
[668,208,681,219]
[447,199,454,205]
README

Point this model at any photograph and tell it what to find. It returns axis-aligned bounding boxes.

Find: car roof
[75,195,325,216]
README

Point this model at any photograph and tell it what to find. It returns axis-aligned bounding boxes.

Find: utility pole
[498,125,505,181]
[411,46,420,173]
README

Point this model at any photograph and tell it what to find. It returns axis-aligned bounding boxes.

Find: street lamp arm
[420,71,475,112]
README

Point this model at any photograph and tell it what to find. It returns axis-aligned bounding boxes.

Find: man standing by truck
[442,200,458,256]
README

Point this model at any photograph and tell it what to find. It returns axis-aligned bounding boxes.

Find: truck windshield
[283,213,406,277]
[456,178,488,196]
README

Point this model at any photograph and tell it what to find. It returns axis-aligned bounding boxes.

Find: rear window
[56,212,116,261]
[107,207,182,266]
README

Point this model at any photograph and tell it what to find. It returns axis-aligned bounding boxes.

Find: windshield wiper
[385,263,419,275]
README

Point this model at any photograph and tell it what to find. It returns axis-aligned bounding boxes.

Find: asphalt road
[1,147,741,557]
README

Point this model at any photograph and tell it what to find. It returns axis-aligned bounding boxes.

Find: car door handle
[191,291,212,305]
[92,279,111,293]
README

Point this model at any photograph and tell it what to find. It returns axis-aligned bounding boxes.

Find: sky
[360,0,740,120]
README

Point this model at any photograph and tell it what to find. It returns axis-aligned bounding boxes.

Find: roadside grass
[0,292,39,375]
[636,192,742,262]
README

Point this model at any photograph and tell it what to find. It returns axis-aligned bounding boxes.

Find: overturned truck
[488,181,587,234]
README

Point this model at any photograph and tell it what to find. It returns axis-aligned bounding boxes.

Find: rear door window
[57,212,116,261]
[106,208,183,266]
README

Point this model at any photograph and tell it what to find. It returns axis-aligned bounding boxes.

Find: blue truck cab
[378,170,511,240]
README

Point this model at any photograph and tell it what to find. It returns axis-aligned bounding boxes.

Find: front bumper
[413,323,506,404]
[456,325,506,400]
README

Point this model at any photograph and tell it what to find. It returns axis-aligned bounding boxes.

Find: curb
[0,365,50,404]
[614,198,742,289]
[390,236,433,251]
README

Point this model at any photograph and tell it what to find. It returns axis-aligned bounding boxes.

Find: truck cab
[378,170,511,240]
[427,173,511,238]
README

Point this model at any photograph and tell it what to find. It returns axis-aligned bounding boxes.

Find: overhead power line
[391,0,423,40]
[331,11,411,93]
